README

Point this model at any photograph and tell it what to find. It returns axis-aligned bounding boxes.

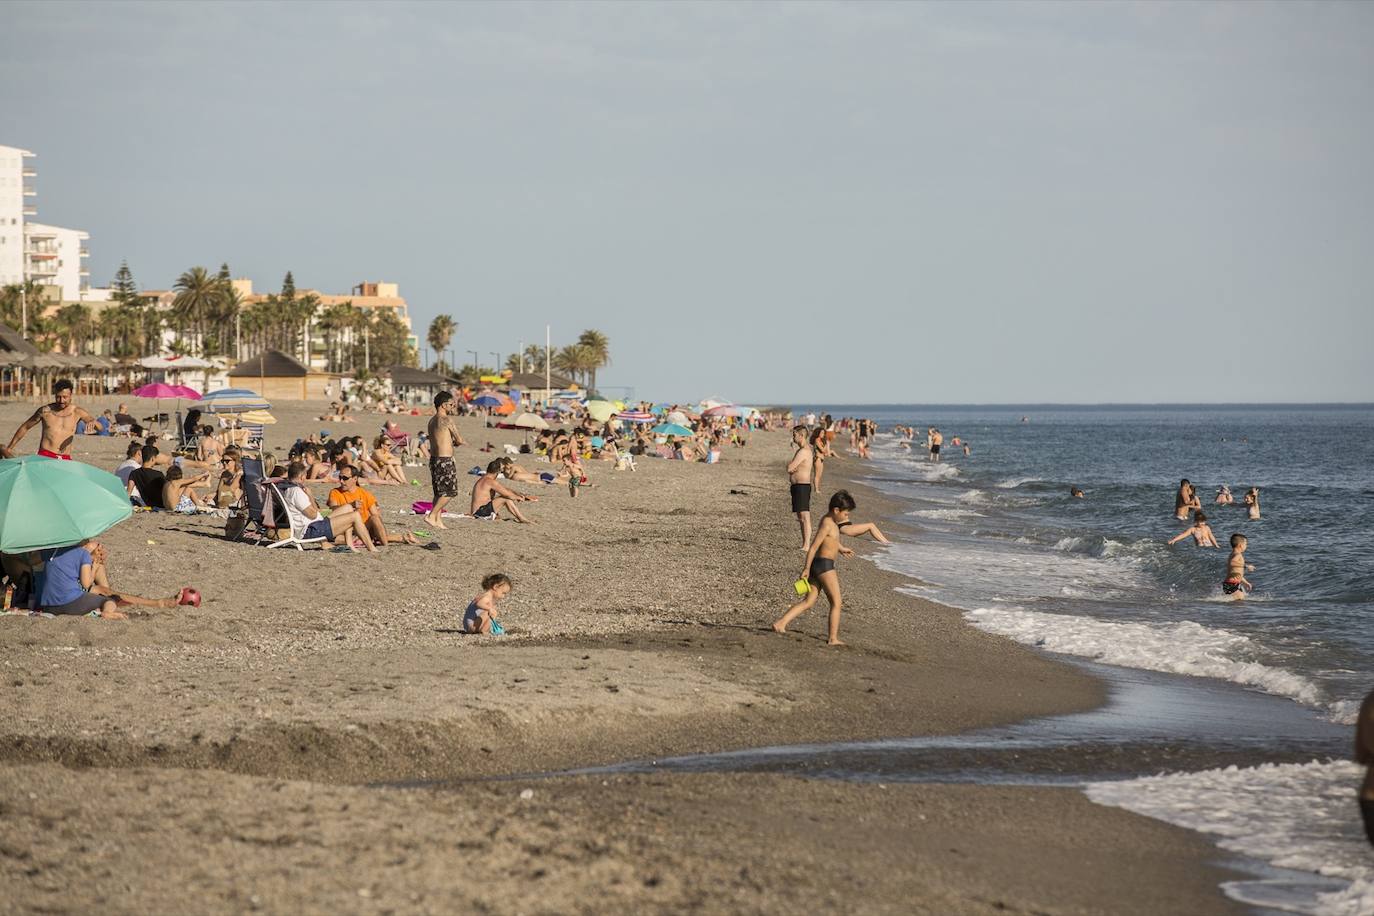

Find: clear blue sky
[3,1,1371,403]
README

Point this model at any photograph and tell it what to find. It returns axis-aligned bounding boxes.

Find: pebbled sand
[0,398,1241,914]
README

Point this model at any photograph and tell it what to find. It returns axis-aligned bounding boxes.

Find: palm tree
[426,314,456,369]
[577,329,610,394]
[555,344,596,387]
[53,303,94,354]
[171,266,225,356]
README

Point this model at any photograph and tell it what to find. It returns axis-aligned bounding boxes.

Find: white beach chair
[264,481,329,551]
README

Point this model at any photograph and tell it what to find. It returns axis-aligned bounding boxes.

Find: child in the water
[1222,533,1254,597]
[463,573,512,634]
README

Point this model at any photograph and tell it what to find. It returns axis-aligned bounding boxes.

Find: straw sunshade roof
[228,349,309,378]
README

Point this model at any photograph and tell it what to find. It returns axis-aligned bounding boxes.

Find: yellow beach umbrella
[585,400,616,422]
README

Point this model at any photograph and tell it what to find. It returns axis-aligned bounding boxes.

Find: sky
[2,1,1371,404]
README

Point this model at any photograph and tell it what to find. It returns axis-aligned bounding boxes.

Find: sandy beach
[0,398,1243,914]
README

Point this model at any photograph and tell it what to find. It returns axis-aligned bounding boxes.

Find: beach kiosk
[227,349,333,401]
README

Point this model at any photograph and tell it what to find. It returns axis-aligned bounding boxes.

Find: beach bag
[224,509,248,541]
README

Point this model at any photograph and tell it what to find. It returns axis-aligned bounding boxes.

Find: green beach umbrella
[585,400,616,423]
[0,456,133,553]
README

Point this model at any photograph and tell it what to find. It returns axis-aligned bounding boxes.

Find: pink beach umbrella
[132,383,202,429]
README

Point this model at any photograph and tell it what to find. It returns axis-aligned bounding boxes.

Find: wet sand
[0,398,1242,913]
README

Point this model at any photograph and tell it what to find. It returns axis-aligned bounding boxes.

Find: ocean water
[798,404,1373,913]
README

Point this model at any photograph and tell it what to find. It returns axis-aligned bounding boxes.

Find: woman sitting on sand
[368,436,408,485]
[214,452,243,508]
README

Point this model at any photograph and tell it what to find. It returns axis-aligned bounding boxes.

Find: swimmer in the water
[1356,690,1374,847]
[1070,487,1085,499]
[1174,479,1201,520]
[1168,510,1220,548]
[1221,532,1254,597]
[1215,485,1233,506]
[1243,487,1260,520]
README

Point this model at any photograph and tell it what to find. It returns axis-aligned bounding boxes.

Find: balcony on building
[23,186,36,197]
[21,167,35,178]
[79,248,89,257]
[22,206,36,216]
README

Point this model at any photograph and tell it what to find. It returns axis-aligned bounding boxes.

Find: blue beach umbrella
[651,423,693,437]
[0,456,133,552]
[470,393,506,408]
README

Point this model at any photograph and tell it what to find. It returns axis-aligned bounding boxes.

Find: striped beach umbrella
[200,388,272,413]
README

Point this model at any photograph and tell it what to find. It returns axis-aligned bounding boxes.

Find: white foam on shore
[996,476,1042,489]
[911,508,983,520]
[964,607,1354,724]
[1086,761,1372,915]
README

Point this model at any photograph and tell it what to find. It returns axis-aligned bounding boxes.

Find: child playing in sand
[463,573,512,635]
[772,489,890,647]
[1222,533,1254,597]
[1168,510,1221,548]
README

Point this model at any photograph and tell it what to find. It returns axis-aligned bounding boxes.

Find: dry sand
[0,397,1241,914]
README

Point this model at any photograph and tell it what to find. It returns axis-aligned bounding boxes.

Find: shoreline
[0,398,1246,913]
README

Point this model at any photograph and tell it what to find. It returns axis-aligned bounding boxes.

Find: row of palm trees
[425,316,611,392]
[0,263,416,371]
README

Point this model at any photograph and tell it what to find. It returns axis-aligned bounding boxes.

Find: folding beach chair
[174,410,200,457]
[225,457,266,543]
[264,481,329,551]
[242,424,265,453]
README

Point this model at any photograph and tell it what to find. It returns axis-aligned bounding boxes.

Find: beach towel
[409,500,470,519]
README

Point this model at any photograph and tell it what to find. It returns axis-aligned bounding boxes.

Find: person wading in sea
[2,379,96,460]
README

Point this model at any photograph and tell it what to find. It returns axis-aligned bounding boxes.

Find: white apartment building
[0,145,36,287]
[24,223,89,300]
[0,143,91,301]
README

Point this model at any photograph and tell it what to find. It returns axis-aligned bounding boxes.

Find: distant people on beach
[810,428,831,495]
[1168,510,1220,548]
[1222,533,1254,597]
[463,573,512,635]
[929,428,943,462]
[1174,479,1201,520]
[787,426,814,552]
[1357,691,1374,847]
[772,489,890,647]
[2,379,95,460]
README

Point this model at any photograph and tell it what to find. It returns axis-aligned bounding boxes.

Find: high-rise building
[0,145,36,287]
[0,143,91,301]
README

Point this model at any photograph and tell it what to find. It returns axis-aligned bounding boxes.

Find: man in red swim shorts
[2,379,94,461]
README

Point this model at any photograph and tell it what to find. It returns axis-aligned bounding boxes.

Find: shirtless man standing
[787,425,815,552]
[929,428,944,463]
[2,379,95,460]
[424,391,464,529]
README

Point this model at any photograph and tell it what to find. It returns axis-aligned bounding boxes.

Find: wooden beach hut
[227,349,333,401]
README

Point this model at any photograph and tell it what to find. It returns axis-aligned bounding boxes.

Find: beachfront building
[0,143,92,301]
[0,146,36,287]
[227,348,334,401]
[231,278,419,370]
[24,223,90,301]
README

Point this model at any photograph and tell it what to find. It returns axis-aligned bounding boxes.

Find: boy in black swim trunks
[772,489,889,647]
[1222,532,1254,596]
[786,425,814,552]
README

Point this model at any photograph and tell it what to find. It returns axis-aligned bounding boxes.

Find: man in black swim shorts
[786,425,815,551]
[425,391,464,529]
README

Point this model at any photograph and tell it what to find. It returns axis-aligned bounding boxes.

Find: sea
[796,403,1374,914]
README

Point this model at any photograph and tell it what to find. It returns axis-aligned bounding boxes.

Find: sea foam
[964,607,1353,723]
[1086,761,1372,916]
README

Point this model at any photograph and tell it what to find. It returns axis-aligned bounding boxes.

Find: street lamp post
[490,351,501,373]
